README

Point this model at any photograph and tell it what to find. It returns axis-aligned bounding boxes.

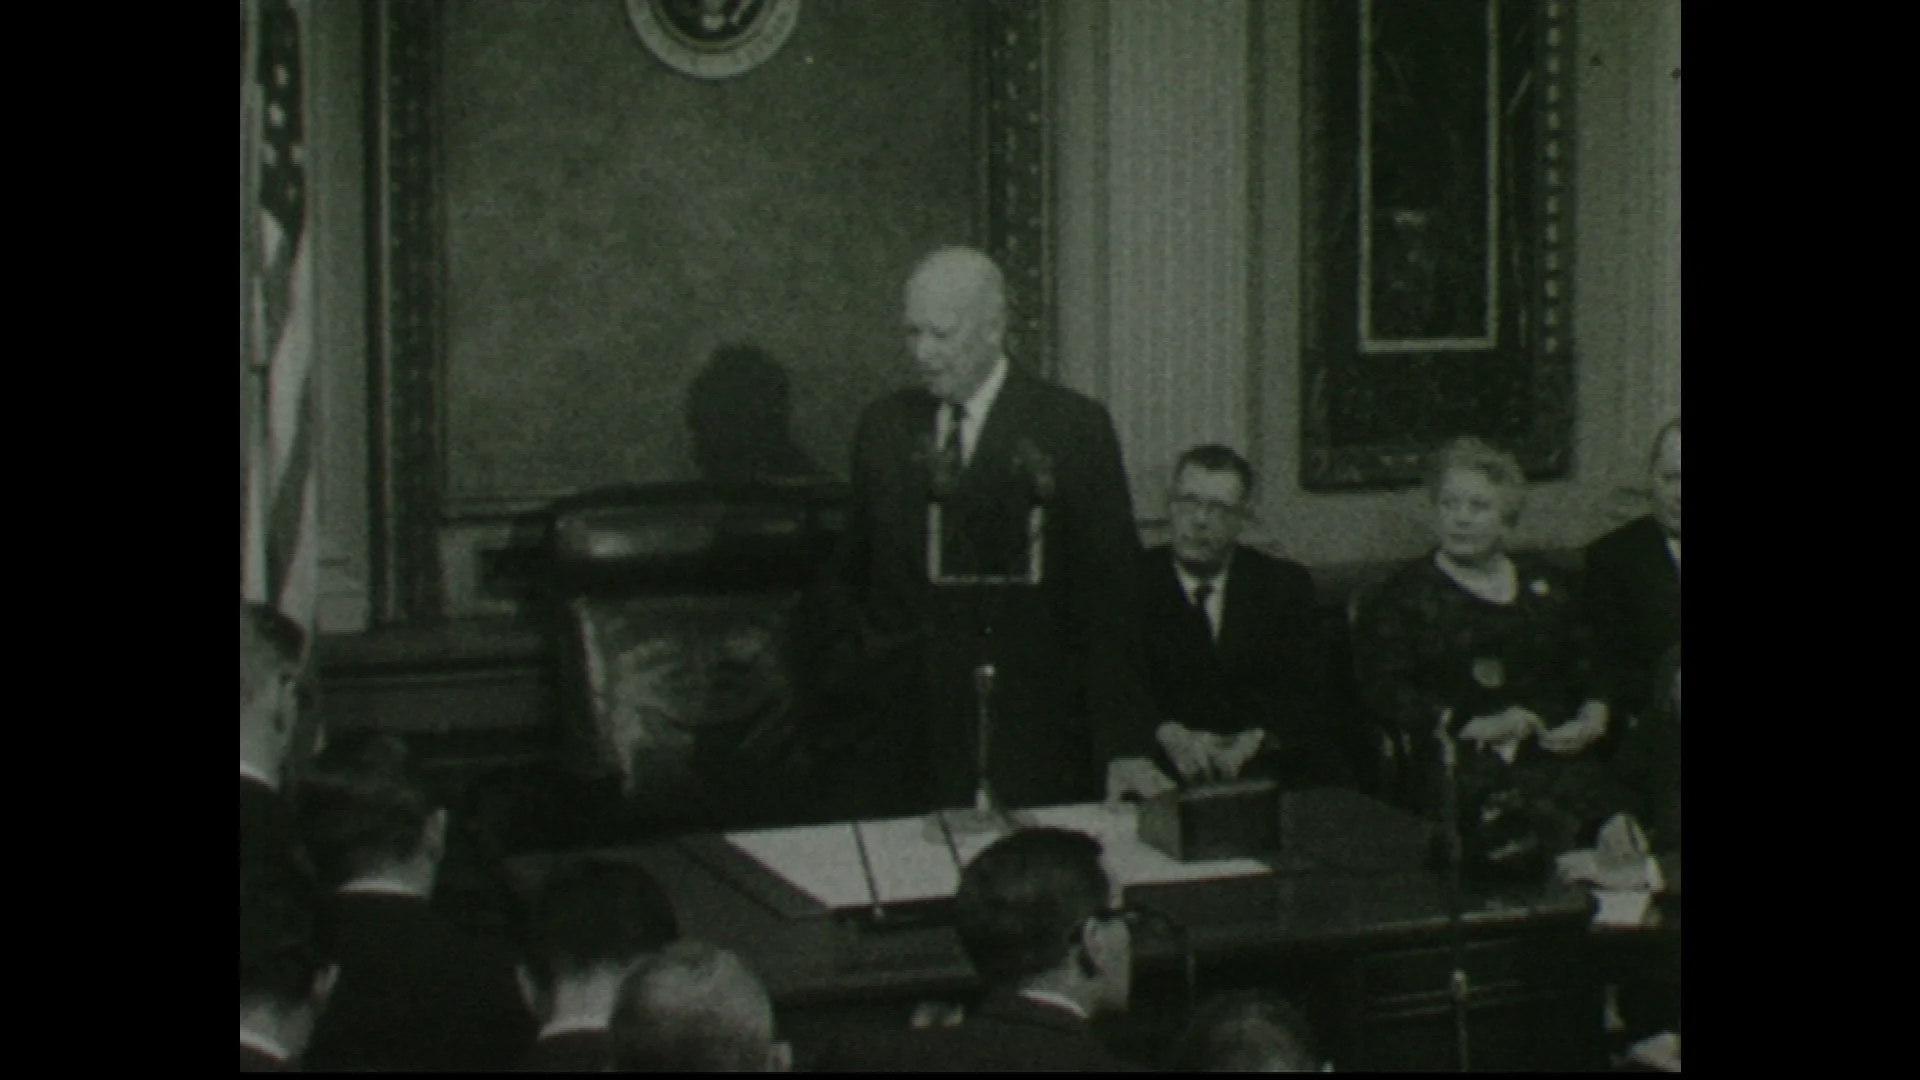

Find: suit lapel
[959,370,1030,499]
[938,376,1035,571]
[1214,550,1251,661]
[1155,547,1222,656]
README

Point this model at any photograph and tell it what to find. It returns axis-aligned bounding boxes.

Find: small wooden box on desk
[1137,778,1281,862]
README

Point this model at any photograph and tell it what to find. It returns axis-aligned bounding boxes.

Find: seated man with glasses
[818,828,1140,1071]
[1139,445,1346,789]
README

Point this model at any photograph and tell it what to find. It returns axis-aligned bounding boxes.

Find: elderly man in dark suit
[1585,419,1681,724]
[297,734,536,1071]
[516,858,680,1071]
[240,601,312,882]
[818,828,1139,1071]
[1139,445,1345,789]
[239,864,338,1072]
[822,246,1173,815]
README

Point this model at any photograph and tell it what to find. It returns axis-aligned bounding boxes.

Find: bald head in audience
[1172,989,1327,1072]
[610,941,790,1072]
[240,600,307,791]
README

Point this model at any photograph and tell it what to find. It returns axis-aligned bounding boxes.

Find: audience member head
[1172,989,1325,1072]
[1425,436,1527,567]
[1649,418,1681,537]
[240,600,307,787]
[953,827,1131,1018]
[240,862,339,1064]
[1168,444,1256,577]
[518,858,680,1026]
[904,246,1008,405]
[297,732,447,893]
[610,940,789,1072]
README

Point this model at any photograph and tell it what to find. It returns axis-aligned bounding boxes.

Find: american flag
[241,0,318,636]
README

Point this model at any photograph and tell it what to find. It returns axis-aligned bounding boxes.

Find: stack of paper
[724,802,1272,912]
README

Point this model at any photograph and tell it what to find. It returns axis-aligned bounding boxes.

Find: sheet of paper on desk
[723,824,877,911]
[724,804,1270,911]
[1023,804,1272,886]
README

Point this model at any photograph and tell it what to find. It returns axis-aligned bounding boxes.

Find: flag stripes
[242,0,318,634]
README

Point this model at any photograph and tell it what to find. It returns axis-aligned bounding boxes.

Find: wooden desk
[504,789,1610,1071]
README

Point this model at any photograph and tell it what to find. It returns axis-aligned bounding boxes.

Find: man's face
[904,276,1002,405]
[1651,431,1681,536]
[1169,465,1249,574]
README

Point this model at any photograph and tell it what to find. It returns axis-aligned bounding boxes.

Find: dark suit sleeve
[1068,402,1160,764]
[1581,534,1632,711]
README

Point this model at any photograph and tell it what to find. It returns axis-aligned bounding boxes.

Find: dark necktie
[1193,582,1216,638]
[943,403,968,472]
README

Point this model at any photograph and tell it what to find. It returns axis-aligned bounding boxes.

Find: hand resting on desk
[1106,756,1177,804]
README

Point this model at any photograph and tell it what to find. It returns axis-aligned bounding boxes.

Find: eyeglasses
[1170,495,1248,520]
[1074,902,1182,942]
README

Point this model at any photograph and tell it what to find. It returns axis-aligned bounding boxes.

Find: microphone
[1013,439,1056,505]
[1433,708,1472,1073]
[973,664,996,816]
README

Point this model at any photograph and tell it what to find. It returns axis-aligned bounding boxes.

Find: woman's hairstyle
[1425,436,1527,526]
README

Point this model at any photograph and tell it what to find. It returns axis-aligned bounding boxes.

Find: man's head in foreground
[610,940,789,1072]
[1173,989,1326,1072]
[953,827,1132,1019]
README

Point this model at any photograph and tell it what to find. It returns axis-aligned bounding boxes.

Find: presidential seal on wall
[625,0,802,81]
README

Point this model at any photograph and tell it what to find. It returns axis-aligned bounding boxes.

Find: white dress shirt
[239,1026,293,1065]
[1018,988,1091,1021]
[537,1016,611,1040]
[1665,535,1681,571]
[1173,559,1232,642]
[239,760,278,791]
[337,876,430,900]
[934,355,1010,468]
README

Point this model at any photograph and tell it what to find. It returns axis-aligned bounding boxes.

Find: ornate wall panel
[1301,0,1575,491]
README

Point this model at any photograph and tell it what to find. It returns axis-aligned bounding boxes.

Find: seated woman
[1355,437,1627,873]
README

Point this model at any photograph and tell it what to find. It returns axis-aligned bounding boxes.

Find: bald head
[610,941,783,1072]
[903,246,1008,404]
[909,246,1006,316]
[1649,418,1680,536]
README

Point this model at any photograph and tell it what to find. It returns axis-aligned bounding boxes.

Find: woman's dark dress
[1357,553,1629,859]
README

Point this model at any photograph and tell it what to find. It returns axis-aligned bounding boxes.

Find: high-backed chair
[546,482,850,833]
[1345,576,1416,809]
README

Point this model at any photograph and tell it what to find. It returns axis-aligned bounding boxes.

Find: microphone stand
[923,466,1046,839]
[1434,708,1472,1073]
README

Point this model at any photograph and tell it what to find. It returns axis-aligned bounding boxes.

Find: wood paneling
[1102,0,1253,512]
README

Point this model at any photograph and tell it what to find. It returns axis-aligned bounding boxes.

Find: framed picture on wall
[1300,0,1576,491]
